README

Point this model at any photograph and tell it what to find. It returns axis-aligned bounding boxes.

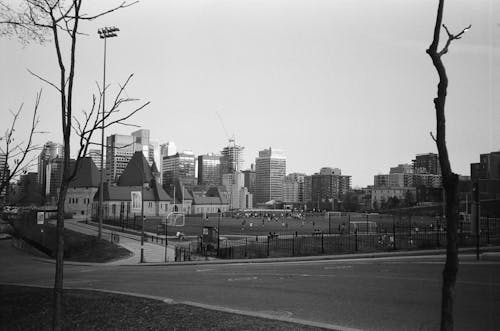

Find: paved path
[59,219,176,264]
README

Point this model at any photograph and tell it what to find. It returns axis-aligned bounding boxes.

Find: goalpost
[162,212,185,262]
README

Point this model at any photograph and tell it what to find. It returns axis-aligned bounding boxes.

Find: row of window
[68,197,91,204]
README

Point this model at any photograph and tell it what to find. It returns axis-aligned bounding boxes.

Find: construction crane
[216,111,235,145]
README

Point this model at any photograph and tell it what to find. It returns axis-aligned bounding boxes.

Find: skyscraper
[254,148,286,204]
[106,134,135,183]
[413,153,441,175]
[87,149,103,170]
[197,153,221,186]
[242,164,256,194]
[220,141,244,176]
[37,141,64,202]
[162,151,196,190]
[105,130,154,183]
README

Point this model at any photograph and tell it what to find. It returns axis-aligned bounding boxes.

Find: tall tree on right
[426,1,471,330]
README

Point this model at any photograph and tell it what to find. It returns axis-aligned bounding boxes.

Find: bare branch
[429,131,437,143]
[76,1,138,20]
[27,68,61,91]
[438,24,472,56]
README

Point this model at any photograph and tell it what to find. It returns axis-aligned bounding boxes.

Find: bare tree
[0,90,43,204]
[0,1,146,330]
[426,1,470,330]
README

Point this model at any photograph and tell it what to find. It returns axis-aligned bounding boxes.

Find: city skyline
[1,0,498,187]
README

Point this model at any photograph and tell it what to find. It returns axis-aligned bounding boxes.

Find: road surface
[1,240,498,331]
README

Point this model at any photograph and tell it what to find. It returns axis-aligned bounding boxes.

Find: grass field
[0,285,325,331]
[106,213,443,237]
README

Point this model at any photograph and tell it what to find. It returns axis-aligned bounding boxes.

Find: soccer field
[141,213,440,237]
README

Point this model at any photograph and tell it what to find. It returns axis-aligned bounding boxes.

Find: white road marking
[324,265,353,270]
[227,276,258,282]
[196,268,215,272]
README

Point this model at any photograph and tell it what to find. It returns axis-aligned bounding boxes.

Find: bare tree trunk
[426,1,469,330]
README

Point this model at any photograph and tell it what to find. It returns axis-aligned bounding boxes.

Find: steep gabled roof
[151,181,171,201]
[118,151,153,186]
[151,160,159,173]
[69,157,100,188]
[94,183,171,202]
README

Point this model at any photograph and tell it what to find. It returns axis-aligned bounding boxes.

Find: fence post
[267,238,270,257]
[321,232,324,254]
[292,236,295,256]
[355,229,358,252]
[392,215,396,250]
[436,217,440,248]
[245,238,247,258]
[487,216,490,245]
[329,213,331,235]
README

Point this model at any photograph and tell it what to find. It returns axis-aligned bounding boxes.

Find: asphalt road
[1,240,499,331]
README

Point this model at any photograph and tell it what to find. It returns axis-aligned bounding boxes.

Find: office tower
[197,153,221,186]
[242,164,256,194]
[220,142,244,175]
[87,149,103,170]
[160,142,177,158]
[254,148,286,204]
[162,151,196,190]
[285,173,306,204]
[413,153,441,175]
[149,140,161,168]
[37,141,64,201]
[106,134,135,183]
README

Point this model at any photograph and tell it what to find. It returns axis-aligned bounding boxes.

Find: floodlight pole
[140,166,145,263]
[97,26,119,240]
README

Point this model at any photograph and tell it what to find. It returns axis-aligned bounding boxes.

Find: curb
[116,246,500,267]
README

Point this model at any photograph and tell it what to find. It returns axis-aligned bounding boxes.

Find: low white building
[371,187,416,208]
[65,157,99,219]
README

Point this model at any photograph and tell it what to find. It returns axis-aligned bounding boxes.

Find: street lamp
[97,26,119,240]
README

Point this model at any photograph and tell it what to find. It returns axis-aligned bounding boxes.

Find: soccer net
[165,212,185,227]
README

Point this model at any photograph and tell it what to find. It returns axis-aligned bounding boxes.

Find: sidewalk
[60,219,175,265]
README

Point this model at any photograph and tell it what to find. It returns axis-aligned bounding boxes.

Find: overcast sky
[1,0,498,187]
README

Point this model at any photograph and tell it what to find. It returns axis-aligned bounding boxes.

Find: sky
[1,0,499,187]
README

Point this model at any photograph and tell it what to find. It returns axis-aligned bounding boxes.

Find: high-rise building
[413,153,441,175]
[37,141,64,202]
[105,134,135,183]
[105,130,154,183]
[0,153,9,202]
[470,151,500,199]
[242,164,256,194]
[304,175,312,206]
[160,142,177,158]
[87,149,103,170]
[162,151,196,190]
[197,153,221,186]
[311,167,351,210]
[283,173,306,204]
[254,147,286,204]
[390,164,413,174]
[220,142,244,176]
